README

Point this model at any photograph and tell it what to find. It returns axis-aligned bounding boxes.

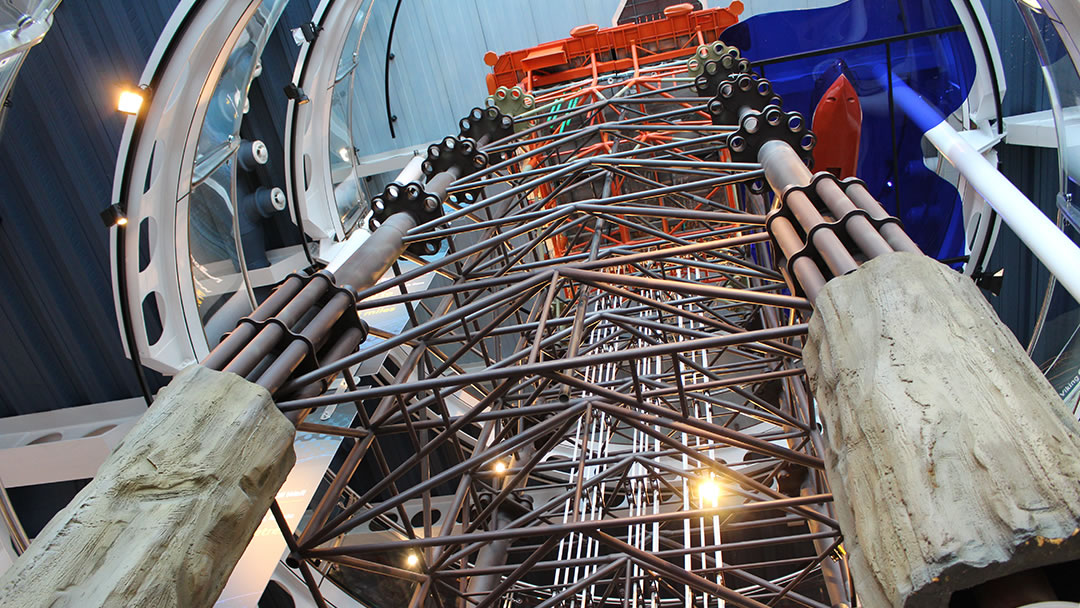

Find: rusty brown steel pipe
[758,141,860,276]
[202,274,306,370]
[815,178,894,259]
[768,215,827,301]
[844,181,922,254]
[222,275,334,378]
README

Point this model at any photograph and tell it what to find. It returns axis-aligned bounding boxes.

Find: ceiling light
[406,553,419,568]
[493,461,507,475]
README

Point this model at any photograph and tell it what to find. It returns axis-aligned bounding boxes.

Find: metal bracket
[766,174,905,296]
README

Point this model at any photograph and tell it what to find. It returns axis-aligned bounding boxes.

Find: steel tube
[223,275,334,377]
[253,291,354,392]
[305,494,834,556]
[335,211,417,289]
[465,510,514,597]
[785,190,860,275]
[558,267,811,310]
[758,141,860,278]
[277,323,809,411]
[844,182,922,254]
[766,215,828,300]
[202,275,305,370]
[815,177,894,258]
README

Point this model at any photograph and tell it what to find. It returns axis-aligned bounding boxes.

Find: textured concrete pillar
[805,252,1080,607]
[0,365,295,607]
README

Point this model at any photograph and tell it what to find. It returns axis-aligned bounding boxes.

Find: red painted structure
[811,74,863,178]
[484,2,744,93]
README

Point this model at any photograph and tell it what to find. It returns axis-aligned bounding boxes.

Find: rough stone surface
[0,365,296,608]
[805,252,1080,608]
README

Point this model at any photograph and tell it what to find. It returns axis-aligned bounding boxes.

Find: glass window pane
[188,158,253,347]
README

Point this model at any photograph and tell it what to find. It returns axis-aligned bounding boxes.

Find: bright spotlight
[406,553,419,568]
[698,478,721,506]
[100,203,128,228]
[493,461,507,475]
[117,89,144,116]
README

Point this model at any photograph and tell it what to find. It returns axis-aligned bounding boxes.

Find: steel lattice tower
[8,6,1080,608]
[217,32,888,608]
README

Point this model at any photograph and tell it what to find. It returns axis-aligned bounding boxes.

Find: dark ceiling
[0,0,319,418]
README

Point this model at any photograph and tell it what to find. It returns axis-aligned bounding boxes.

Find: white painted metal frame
[284,0,368,246]
[109,0,314,374]
[927,118,1080,302]
[110,0,259,374]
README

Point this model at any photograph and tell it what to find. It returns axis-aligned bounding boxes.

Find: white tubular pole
[924,120,1080,302]
[885,69,1080,302]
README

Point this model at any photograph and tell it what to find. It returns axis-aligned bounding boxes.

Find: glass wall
[188,0,291,346]
[1014,1,1080,416]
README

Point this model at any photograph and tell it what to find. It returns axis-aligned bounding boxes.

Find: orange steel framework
[484,1,744,93]
[497,36,746,260]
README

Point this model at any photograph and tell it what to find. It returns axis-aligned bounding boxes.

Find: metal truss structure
[199,28,923,608]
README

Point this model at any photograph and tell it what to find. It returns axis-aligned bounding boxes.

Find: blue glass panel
[721,0,978,262]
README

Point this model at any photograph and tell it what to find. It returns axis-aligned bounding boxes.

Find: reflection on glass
[189,158,253,347]
[0,0,58,27]
[0,0,60,135]
[329,78,364,230]
[0,51,26,102]
[187,0,292,347]
[1016,3,1080,404]
[0,0,60,25]
[721,0,976,260]
[194,0,290,181]
[335,2,368,82]
[321,1,379,237]
[1033,224,1080,418]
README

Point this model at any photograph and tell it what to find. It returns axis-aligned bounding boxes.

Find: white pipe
[924,120,1080,302]
[884,69,1080,302]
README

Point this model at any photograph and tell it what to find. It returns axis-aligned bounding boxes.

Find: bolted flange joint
[728,105,816,193]
[369,181,444,257]
[485,86,536,133]
[459,105,515,159]
[421,135,488,179]
[708,72,783,126]
[687,41,751,97]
